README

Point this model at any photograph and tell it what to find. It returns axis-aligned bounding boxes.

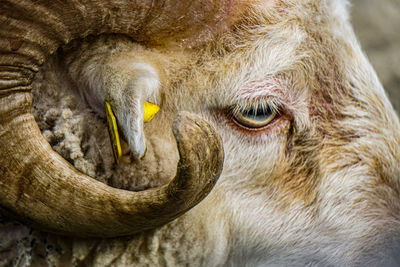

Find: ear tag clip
[143,101,160,123]
[106,101,160,164]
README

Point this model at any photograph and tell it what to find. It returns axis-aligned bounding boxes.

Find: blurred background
[351,0,400,113]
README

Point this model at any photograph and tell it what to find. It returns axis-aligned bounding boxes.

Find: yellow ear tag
[105,101,122,164]
[143,101,160,123]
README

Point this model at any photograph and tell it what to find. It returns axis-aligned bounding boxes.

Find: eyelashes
[231,98,281,129]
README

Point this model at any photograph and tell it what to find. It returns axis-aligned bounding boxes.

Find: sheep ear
[104,101,160,164]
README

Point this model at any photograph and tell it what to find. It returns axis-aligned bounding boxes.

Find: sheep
[1,0,399,266]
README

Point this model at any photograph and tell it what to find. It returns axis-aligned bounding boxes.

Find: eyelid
[232,97,282,113]
[233,107,277,128]
[231,98,282,129]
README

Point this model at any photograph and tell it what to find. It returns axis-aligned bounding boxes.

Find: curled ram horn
[0,0,228,237]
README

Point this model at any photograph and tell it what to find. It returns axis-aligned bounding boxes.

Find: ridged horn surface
[0,0,227,237]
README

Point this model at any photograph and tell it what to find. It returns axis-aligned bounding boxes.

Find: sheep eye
[232,101,278,129]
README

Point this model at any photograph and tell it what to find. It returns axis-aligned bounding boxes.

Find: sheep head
[1,0,400,263]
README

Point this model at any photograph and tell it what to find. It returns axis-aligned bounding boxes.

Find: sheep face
[1,0,399,265]
[163,2,400,264]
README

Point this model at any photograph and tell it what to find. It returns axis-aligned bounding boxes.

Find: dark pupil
[244,104,273,119]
